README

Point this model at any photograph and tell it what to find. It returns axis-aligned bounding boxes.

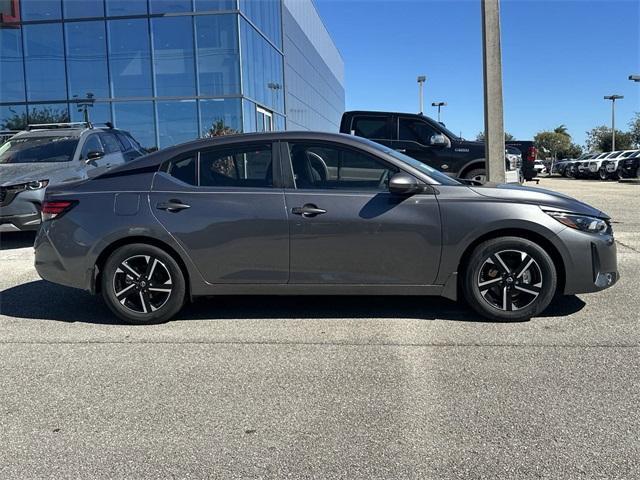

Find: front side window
[398,118,439,145]
[200,144,273,187]
[98,133,122,154]
[289,143,398,191]
[81,134,105,159]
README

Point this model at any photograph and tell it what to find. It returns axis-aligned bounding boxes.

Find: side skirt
[191,284,446,297]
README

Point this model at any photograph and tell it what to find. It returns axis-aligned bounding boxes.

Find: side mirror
[388,173,425,195]
[430,134,448,147]
[85,150,104,163]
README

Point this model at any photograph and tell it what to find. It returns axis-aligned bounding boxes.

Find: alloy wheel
[112,255,173,314]
[477,249,543,311]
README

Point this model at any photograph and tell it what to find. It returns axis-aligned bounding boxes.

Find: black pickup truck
[339,111,537,181]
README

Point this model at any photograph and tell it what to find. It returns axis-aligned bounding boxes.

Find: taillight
[527,146,537,162]
[41,200,77,221]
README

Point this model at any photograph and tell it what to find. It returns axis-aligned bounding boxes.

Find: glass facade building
[0,0,344,149]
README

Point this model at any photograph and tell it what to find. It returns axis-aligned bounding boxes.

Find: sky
[314,0,640,146]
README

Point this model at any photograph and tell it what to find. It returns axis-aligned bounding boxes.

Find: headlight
[25,180,49,190]
[545,211,609,234]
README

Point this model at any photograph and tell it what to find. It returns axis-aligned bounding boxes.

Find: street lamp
[431,101,447,122]
[417,76,426,114]
[629,75,640,82]
[73,92,95,124]
[604,94,623,151]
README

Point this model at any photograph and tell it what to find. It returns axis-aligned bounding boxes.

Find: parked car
[587,150,622,179]
[601,149,638,180]
[618,150,640,179]
[0,122,146,232]
[339,111,537,182]
[35,131,617,325]
[556,153,596,177]
[533,160,546,174]
[575,152,606,178]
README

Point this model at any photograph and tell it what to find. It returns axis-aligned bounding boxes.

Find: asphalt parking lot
[1,177,638,479]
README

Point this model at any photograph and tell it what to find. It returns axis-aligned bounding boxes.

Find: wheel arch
[93,236,191,299]
[456,228,566,295]
[456,159,486,178]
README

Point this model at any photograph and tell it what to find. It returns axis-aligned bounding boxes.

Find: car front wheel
[462,237,557,321]
[101,243,186,324]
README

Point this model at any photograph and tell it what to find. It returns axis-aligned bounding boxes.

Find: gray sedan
[34,132,618,324]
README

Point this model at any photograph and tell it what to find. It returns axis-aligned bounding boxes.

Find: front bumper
[0,188,45,231]
[558,227,618,295]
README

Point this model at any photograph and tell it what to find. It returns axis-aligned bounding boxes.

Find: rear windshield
[0,136,79,164]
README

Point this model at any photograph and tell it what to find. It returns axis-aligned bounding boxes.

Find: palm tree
[554,124,570,137]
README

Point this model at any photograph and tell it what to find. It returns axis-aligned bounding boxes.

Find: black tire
[598,168,608,181]
[462,237,557,322]
[101,243,186,324]
[464,168,486,183]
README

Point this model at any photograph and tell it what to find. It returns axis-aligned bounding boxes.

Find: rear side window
[200,144,273,188]
[166,155,197,186]
[352,116,390,140]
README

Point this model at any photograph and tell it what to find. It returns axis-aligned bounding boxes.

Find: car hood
[0,162,75,187]
[469,183,607,218]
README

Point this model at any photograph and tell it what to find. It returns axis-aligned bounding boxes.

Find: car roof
[12,125,125,139]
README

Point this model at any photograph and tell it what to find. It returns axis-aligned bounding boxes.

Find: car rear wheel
[464,168,486,184]
[101,244,186,324]
[462,237,557,322]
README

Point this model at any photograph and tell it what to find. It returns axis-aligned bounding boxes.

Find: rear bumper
[558,228,618,295]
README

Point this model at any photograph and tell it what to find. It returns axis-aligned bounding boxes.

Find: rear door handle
[291,204,327,217]
[156,199,191,212]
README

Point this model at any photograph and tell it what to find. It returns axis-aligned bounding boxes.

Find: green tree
[475,131,515,142]
[1,106,70,131]
[585,125,633,152]
[557,142,583,159]
[553,124,570,137]
[534,130,572,159]
[629,113,640,148]
[203,119,239,138]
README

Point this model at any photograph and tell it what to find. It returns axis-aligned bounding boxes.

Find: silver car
[34,132,618,324]
[0,122,145,231]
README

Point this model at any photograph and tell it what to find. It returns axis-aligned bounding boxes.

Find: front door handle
[395,148,407,153]
[156,199,191,212]
[291,204,327,217]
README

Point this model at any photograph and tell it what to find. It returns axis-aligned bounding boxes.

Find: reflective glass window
[157,100,197,148]
[21,0,62,20]
[108,19,152,98]
[106,0,148,15]
[81,134,105,159]
[0,105,27,131]
[242,99,256,133]
[398,118,438,145]
[289,143,398,191]
[195,0,236,12]
[353,117,390,140]
[0,28,25,103]
[63,0,105,18]
[195,14,240,96]
[273,113,285,131]
[150,0,192,14]
[27,104,70,125]
[152,17,196,97]
[24,24,67,101]
[239,0,281,48]
[65,21,110,99]
[240,19,284,113]
[200,99,242,136]
[200,144,272,188]
[70,102,112,124]
[99,132,122,153]
[112,101,156,150]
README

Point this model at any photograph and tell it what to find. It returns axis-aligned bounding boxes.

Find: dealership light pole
[417,76,426,114]
[481,0,506,183]
[431,101,447,122]
[604,94,623,151]
[629,75,640,82]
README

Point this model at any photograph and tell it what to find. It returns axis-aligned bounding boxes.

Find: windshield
[0,136,79,164]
